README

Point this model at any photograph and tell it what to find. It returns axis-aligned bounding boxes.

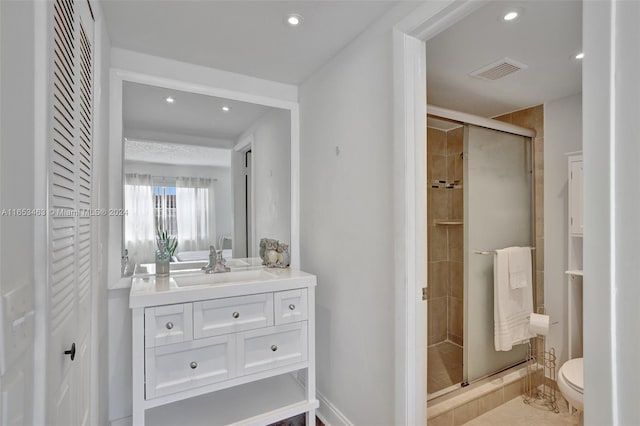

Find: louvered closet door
[47,1,94,425]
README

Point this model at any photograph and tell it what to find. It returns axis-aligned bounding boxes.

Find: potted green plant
[156,228,178,259]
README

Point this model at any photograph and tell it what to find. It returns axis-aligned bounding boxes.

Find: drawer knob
[190,361,198,369]
[232,312,240,319]
[166,322,174,330]
[271,345,278,352]
[288,304,296,311]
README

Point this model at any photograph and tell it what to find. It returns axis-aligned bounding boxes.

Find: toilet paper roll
[529,313,550,336]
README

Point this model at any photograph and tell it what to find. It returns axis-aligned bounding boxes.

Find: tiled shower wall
[427,126,464,347]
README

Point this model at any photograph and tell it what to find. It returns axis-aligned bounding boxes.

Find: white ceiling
[102,1,400,84]
[125,139,231,167]
[426,0,582,118]
[123,82,273,140]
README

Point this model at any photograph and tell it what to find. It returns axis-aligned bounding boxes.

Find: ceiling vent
[469,57,528,81]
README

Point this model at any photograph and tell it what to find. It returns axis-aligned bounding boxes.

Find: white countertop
[129,266,316,309]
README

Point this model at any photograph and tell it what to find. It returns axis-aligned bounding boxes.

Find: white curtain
[124,173,155,264]
[176,177,216,252]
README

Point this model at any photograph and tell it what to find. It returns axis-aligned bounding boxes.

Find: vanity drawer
[145,303,193,348]
[237,322,308,376]
[145,334,235,399]
[193,293,274,339]
[274,289,308,325]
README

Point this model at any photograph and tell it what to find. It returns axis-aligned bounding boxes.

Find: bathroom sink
[174,269,277,287]
[225,259,250,267]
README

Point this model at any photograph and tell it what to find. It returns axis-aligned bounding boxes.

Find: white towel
[494,248,534,351]
[507,247,532,289]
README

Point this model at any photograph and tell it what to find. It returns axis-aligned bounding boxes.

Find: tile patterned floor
[428,341,464,395]
[463,395,580,425]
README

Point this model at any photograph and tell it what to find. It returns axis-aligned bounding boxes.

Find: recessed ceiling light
[165,96,175,104]
[503,11,519,21]
[575,52,584,60]
[286,14,302,26]
[221,106,230,112]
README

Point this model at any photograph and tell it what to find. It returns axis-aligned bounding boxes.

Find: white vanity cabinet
[130,269,317,426]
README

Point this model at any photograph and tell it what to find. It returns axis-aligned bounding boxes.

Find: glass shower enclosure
[463,124,533,383]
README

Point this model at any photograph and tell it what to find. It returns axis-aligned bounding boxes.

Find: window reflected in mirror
[121,82,291,273]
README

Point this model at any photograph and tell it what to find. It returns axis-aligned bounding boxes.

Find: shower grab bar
[473,247,536,255]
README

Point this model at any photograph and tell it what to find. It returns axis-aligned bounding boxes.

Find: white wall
[543,93,582,367]
[583,1,640,424]
[234,109,291,257]
[299,14,399,426]
[124,161,233,245]
[0,2,36,424]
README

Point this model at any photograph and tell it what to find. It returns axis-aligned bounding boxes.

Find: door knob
[64,342,76,361]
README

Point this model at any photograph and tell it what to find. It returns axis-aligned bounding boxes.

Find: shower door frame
[392,3,537,423]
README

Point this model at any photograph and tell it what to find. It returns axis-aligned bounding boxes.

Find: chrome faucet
[202,245,230,274]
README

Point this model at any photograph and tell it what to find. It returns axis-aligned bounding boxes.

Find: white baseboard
[109,416,132,426]
[316,390,353,426]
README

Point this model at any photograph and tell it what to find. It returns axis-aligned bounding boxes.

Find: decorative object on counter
[156,228,178,258]
[155,240,170,277]
[259,238,291,268]
[121,249,134,277]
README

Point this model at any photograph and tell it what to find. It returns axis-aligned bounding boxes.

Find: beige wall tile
[534,137,544,170]
[429,261,449,298]
[477,389,504,415]
[429,411,453,426]
[449,296,463,339]
[451,189,463,220]
[432,189,451,221]
[535,238,544,271]
[449,242,463,262]
[427,187,433,225]
[449,334,463,346]
[447,155,456,182]
[453,400,479,426]
[449,226,463,249]
[428,127,447,156]
[503,379,524,402]
[430,154,447,182]
[511,106,542,135]
[447,127,464,156]
[429,297,448,343]
[429,225,448,262]
[454,153,463,182]
[536,271,544,308]
[449,261,463,299]
[494,112,512,124]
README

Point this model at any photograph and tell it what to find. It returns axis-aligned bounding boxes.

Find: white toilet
[557,357,584,411]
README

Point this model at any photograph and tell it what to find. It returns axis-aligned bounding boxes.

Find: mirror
[121,82,291,272]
